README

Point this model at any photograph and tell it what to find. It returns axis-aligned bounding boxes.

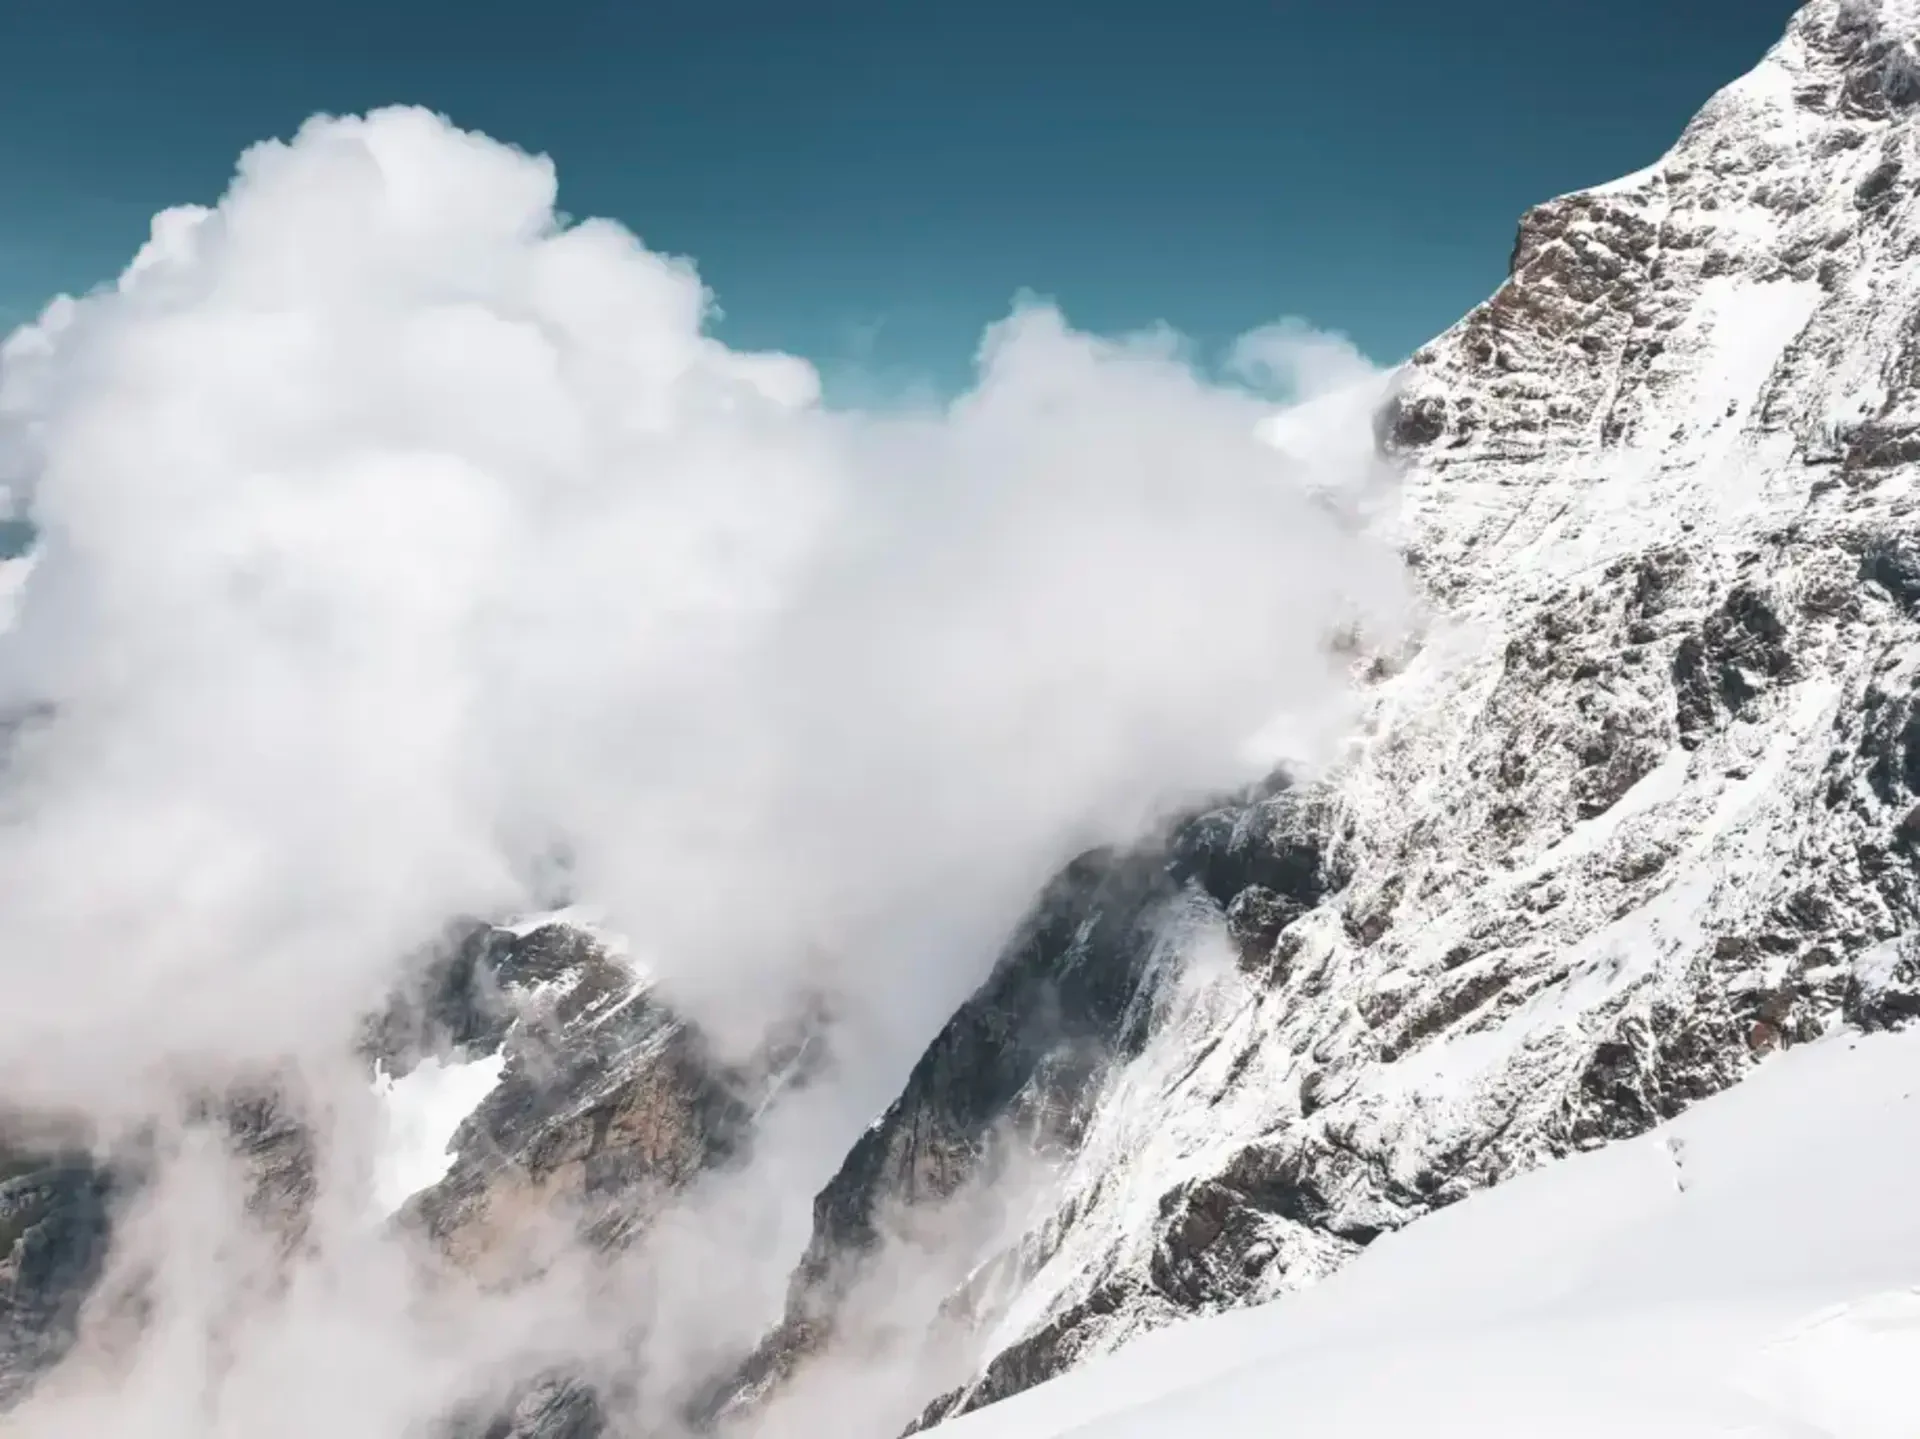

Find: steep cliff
[735,1,1920,1427]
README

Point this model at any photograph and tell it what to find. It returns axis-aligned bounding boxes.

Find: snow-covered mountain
[6,1,1920,1433]
[725,0,1920,1428]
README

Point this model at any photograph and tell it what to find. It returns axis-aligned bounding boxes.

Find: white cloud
[0,105,1408,1436]
[1226,317,1377,402]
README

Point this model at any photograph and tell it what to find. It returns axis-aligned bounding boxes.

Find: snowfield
[934,1026,1920,1438]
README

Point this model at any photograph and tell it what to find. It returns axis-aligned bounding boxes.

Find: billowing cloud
[0,105,1407,1435]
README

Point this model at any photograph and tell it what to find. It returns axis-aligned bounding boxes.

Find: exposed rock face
[0,918,818,1423]
[0,1094,317,1412]
[442,1372,611,1439]
[385,918,828,1429]
[377,920,780,1276]
[0,1144,112,1406]
[701,784,1337,1429]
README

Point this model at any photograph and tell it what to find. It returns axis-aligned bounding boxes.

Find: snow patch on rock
[370,1051,506,1217]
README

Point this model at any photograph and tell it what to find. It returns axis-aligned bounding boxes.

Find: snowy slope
[932,1024,1920,1439]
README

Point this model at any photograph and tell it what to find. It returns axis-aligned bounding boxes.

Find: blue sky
[2,0,1800,394]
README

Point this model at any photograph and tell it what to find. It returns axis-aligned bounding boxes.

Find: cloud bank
[0,105,1407,1435]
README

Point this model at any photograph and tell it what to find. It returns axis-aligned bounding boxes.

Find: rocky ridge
[0,919,819,1433]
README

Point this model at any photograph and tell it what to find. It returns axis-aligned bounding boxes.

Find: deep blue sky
[2,0,1801,394]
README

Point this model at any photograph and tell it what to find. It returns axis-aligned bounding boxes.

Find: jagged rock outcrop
[383,918,829,1426]
[376,920,790,1275]
[0,1093,319,1412]
[442,1372,611,1439]
[0,1142,112,1406]
[700,782,1337,1429]
[0,917,820,1422]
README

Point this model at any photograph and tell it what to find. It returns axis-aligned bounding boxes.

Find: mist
[0,106,1407,1437]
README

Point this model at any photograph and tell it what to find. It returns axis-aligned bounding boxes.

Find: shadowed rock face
[794,847,1178,1270]
[383,921,832,1429]
[0,919,823,1424]
[699,781,1337,1430]
[0,1146,113,1406]
[1672,583,1796,747]
[441,1372,610,1439]
[380,922,766,1274]
[0,1092,315,1413]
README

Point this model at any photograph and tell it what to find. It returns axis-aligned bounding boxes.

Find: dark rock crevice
[1673,582,1794,747]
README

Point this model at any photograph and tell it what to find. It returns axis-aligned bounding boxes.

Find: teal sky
[2,0,1801,395]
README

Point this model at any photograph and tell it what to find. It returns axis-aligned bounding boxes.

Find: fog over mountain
[7,2,1920,1436]
[0,106,1403,1438]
